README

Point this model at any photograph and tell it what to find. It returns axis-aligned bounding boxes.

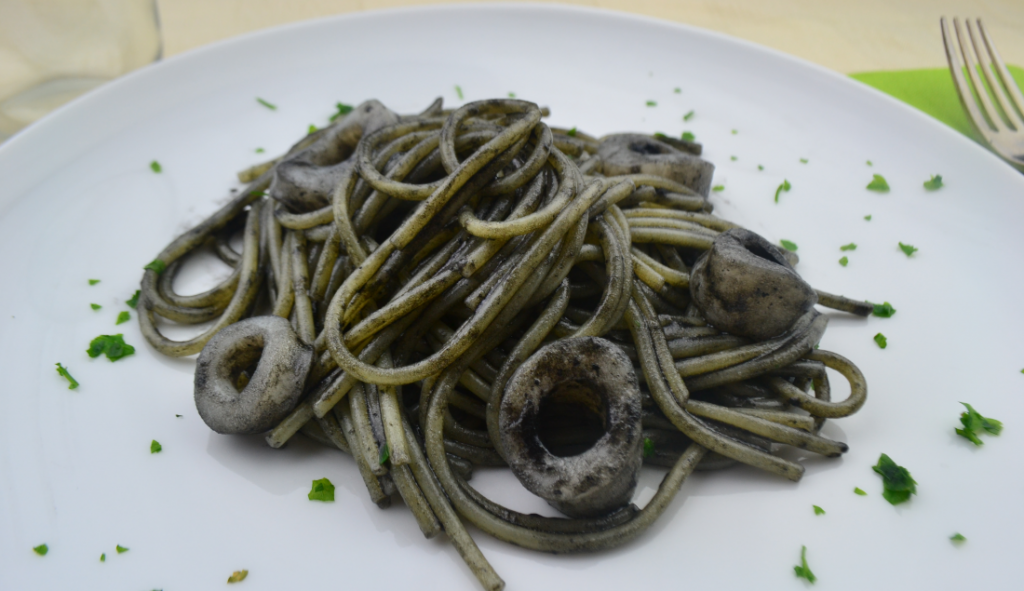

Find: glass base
[0,76,109,140]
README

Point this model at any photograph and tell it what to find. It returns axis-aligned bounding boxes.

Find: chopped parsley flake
[116,311,130,325]
[866,160,873,166]
[116,545,129,554]
[712,185,724,192]
[150,440,162,454]
[813,505,825,515]
[643,437,655,459]
[872,453,917,505]
[646,100,657,107]
[249,190,267,198]
[864,214,872,221]
[307,124,318,134]
[89,279,100,285]
[950,533,966,543]
[898,242,918,257]
[731,129,738,134]
[329,102,353,121]
[681,131,695,142]
[379,442,390,465]
[866,174,890,192]
[955,402,1002,445]
[455,85,464,100]
[923,174,944,191]
[854,487,867,496]
[256,97,277,110]
[873,333,887,349]
[144,259,166,274]
[674,87,681,93]
[683,110,694,121]
[567,127,577,137]
[839,256,849,267]
[507,92,516,98]
[228,570,249,583]
[87,334,135,361]
[100,553,106,562]
[774,179,791,203]
[33,544,48,556]
[126,290,140,309]
[91,303,101,311]
[757,164,764,171]
[793,546,816,583]
[255,147,265,153]
[730,155,737,161]
[839,243,857,251]
[150,161,162,173]
[800,158,809,164]
[780,239,798,252]
[308,477,335,502]
[872,302,896,318]
[55,363,79,389]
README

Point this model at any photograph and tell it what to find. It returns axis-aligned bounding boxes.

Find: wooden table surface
[158,0,1024,73]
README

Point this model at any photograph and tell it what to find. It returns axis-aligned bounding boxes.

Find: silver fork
[941,17,1024,171]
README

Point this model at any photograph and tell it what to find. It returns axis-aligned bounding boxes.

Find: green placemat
[851,65,1024,145]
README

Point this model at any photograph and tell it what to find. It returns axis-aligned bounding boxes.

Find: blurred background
[2,0,1023,140]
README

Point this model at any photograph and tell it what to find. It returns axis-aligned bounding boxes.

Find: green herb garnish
[89,279,100,285]
[712,185,724,192]
[872,302,896,318]
[126,290,140,309]
[55,363,79,389]
[839,243,857,251]
[329,102,353,121]
[150,161,162,173]
[256,97,276,110]
[144,259,166,274]
[567,127,577,137]
[866,160,873,166]
[872,453,917,505]
[308,477,335,502]
[379,442,390,465]
[793,546,816,583]
[898,242,918,257]
[150,440,162,454]
[455,85,464,100]
[100,553,106,562]
[673,87,681,93]
[873,333,887,349]
[307,124,318,134]
[643,437,655,459]
[854,487,867,496]
[839,256,849,267]
[864,214,872,221]
[813,505,825,515]
[91,303,102,311]
[780,239,798,252]
[757,164,764,171]
[955,402,1002,445]
[116,544,129,554]
[730,155,737,161]
[116,311,130,325]
[866,174,889,192]
[228,570,249,583]
[683,110,694,121]
[950,533,966,543]
[731,129,738,134]
[923,175,943,191]
[681,131,695,142]
[507,92,516,98]
[33,544,48,556]
[774,179,791,203]
[87,334,135,361]
[800,158,809,164]
[255,147,265,153]
[646,100,657,107]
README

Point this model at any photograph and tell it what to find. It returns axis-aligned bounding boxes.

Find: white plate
[3,4,1024,590]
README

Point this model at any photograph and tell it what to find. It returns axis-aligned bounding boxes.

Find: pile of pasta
[138,98,867,590]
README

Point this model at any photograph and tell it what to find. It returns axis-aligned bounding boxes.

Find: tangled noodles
[137,98,869,590]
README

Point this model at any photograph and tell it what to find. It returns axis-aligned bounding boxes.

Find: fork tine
[942,18,995,136]
[967,19,1024,130]
[977,19,1024,129]
[954,17,1006,132]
